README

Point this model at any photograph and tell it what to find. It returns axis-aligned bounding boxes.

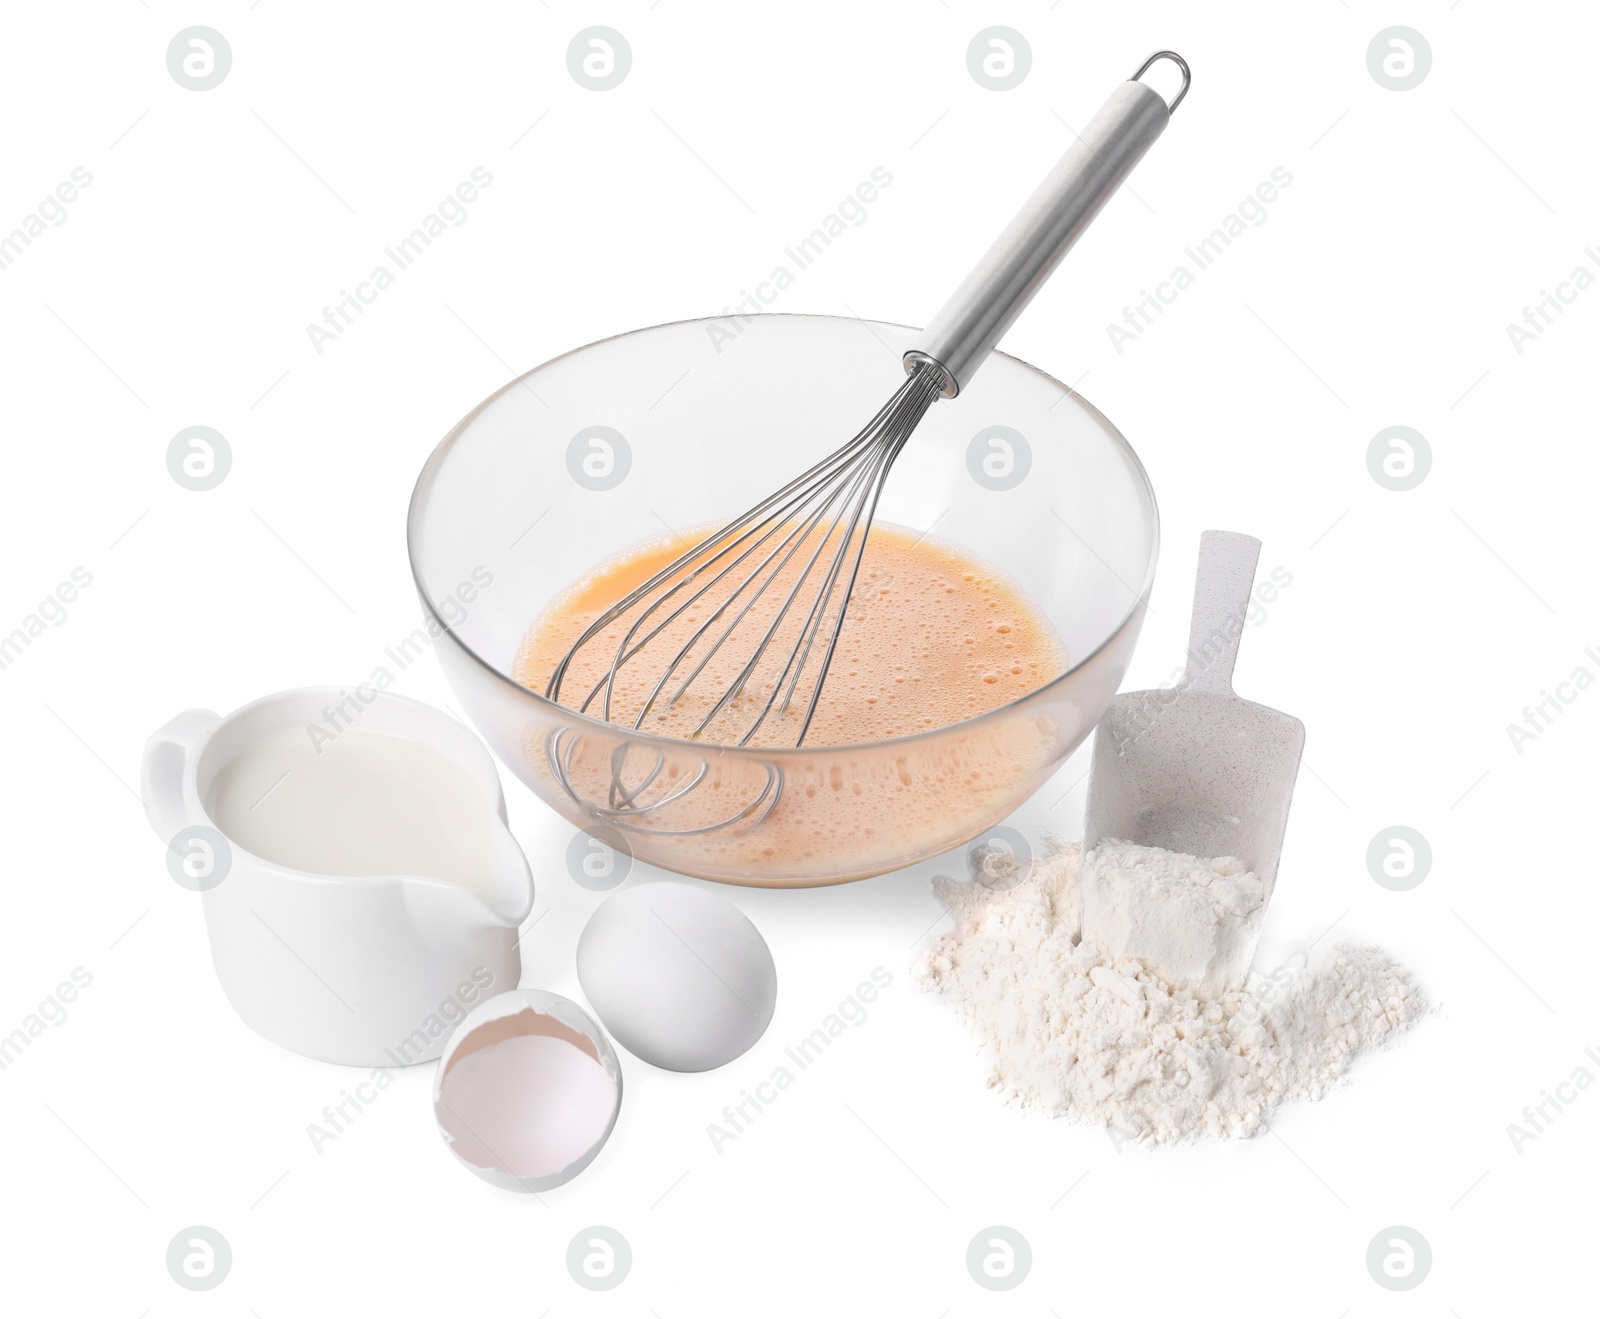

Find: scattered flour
[1082,839,1264,997]
[912,839,1426,1144]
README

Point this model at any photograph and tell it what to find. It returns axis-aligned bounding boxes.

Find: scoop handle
[904,51,1187,396]
[1183,531,1262,695]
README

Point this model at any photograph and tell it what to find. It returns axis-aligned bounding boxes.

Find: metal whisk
[548,52,1188,750]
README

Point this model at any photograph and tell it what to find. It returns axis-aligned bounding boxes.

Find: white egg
[577,882,777,1072]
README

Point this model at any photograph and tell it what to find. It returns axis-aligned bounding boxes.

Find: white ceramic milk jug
[142,688,533,1066]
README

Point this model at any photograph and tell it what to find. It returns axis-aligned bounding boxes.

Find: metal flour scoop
[1084,530,1305,908]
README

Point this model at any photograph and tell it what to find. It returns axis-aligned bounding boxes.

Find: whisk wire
[692,450,884,743]
[563,405,897,718]
[546,361,946,747]
[549,372,923,700]
[617,438,885,726]
[763,406,917,737]
[789,408,928,742]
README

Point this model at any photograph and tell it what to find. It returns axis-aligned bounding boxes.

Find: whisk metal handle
[905,53,1186,396]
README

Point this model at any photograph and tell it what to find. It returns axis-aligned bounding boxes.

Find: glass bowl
[407,313,1157,886]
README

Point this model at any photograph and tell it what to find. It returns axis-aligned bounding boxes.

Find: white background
[2,2,1595,1314]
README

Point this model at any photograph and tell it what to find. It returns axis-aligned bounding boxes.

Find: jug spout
[400,829,533,942]
[485,824,536,928]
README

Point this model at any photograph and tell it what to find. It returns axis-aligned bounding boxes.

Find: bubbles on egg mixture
[515,522,1068,750]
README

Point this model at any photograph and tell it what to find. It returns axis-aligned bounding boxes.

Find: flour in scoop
[913,840,1426,1144]
[1081,840,1265,997]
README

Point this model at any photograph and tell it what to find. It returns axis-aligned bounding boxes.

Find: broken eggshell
[433,988,622,1192]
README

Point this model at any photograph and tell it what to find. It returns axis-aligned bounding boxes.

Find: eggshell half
[433,988,622,1191]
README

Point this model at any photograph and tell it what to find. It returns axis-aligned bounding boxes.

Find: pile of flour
[912,840,1425,1144]
[1082,839,1265,997]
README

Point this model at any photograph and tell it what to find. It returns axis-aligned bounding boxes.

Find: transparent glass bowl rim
[405,312,1161,759]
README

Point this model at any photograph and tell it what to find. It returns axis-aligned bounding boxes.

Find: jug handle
[141,709,220,843]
